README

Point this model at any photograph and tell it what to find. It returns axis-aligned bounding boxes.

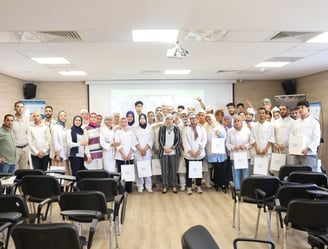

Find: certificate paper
[289,136,305,155]
[211,137,226,154]
[233,151,248,169]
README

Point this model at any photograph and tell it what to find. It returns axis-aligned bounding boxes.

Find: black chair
[274,183,320,230]
[78,177,125,247]
[0,223,11,249]
[278,165,312,181]
[181,225,220,249]
[59,191,114,249]
[12,223,85,249]
[0,195,38,249]
[288,171,328,187]
[76,170,121,182]
[233,238,275,248]
[114,192,128,236]
[230,176,280,240]
[283,199,328,249]
[13,169,44,194]
[21,175,61,223]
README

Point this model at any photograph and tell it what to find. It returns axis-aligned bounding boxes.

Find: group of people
[0,97,321,195]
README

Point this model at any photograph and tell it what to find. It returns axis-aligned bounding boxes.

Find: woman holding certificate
[182,113,207,195]
[204,114,228,193]
[226,115,252,190]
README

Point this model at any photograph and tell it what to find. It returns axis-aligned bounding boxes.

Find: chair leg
[283,224,287,249]
[255,207,261,238]
[232,201,236,228]
[237,200,241,237]
[276,211,280,238]
[109,219,113,249]
[4,225,12,249]
[114,219,119,249]
[266,209,272,241]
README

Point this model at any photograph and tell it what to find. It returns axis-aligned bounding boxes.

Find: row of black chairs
[230,167,328,248]
[0,169,128,249]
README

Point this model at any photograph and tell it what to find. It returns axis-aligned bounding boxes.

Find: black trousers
[31,155,49,171]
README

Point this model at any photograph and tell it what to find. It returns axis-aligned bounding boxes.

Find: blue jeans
[232,159,250,190]
[0,163,16,173]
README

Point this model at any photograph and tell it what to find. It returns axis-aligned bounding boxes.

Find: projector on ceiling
[167,42,190,58]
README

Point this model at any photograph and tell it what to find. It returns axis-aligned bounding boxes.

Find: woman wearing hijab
[100,116,116,172]
[52,110,69,174]
[66,115,88,176]
[158,114,181,194]
[182,113,207,195]
[223,115,233,131]
[135,114,153,192]
[84,112,103,169]
[126,111,135,127]
[115,117,137,193]
[226,115,251,191]
[204,114,228,192]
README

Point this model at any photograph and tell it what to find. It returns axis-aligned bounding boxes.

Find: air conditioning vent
[36,31,83,42]
[269,31,321,42]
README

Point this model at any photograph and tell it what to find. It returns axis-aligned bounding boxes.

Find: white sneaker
[180,186,186,191]
[137,188,143,193]
[187,187,192,195]
[146,189,153,193]
[197,186,203,194]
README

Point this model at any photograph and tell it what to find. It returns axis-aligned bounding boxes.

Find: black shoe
[222,185,227,194]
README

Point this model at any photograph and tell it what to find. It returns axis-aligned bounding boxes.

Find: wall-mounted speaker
[23,83,37,99]
[281,79,296,95]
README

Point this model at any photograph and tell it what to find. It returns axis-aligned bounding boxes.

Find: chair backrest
[240,176,280,201]
[0,195,30,222]
[233,238,275,249]
[286,199,328,231]
[14,169,44,182]
[181,225,220,249]
[276,183,319,210]
[60,191,108,215]
[21,175,61,200]
[288,172,328,187]
[12,223,82,249]
[75,170,111,182]
[78,178,118,202]
[278,165,312,181]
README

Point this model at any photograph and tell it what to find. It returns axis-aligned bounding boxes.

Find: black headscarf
[139,113,147,129]
[70,115,83,156]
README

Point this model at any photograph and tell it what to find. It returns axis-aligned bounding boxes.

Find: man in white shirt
[289,100,321,171]
[28,111,51,171]
[274,104,295,165]
[12,101,30,169]
[250,107,275,174]
[42,105,56,166]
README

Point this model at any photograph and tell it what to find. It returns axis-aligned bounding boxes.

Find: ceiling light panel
[255,61,290,68]
[58,70,86,76]
[31,57,70,65]
[307,32,328,43]
[164,69,191,75]
[132,30,179,42]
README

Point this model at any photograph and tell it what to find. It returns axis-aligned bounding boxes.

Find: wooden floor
[8,185,311,249]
